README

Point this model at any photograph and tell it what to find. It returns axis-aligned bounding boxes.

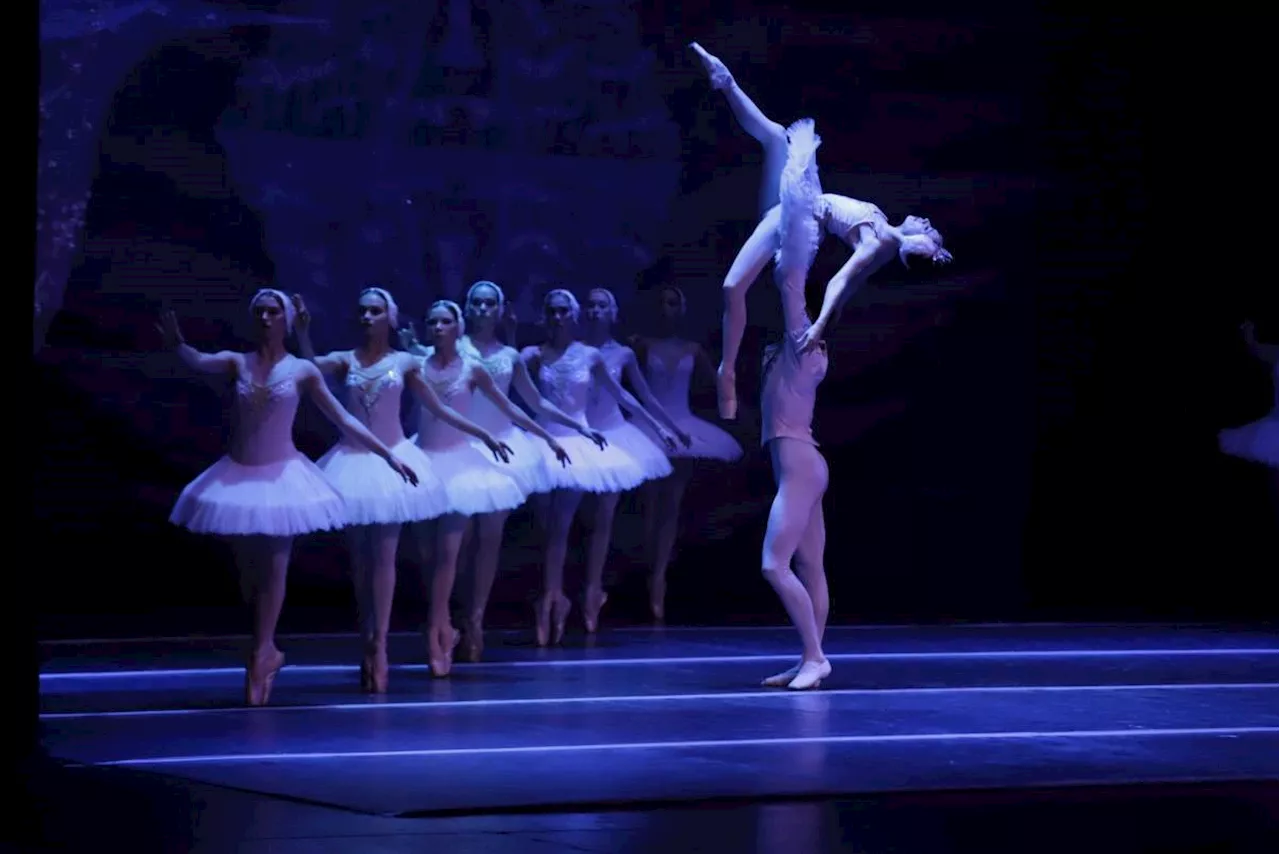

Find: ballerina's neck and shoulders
[226,353,323,464]
[521,341,599,408]
[461,335,519,380]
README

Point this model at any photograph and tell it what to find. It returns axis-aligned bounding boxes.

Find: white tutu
[473,425,552,497]
[535,429,659,493]
[169,451,347,537]
[594,419,674,489]
[317,438,449,525]
[413,434,528,516]
[638,413,744,461]
[1219,417,1278,467]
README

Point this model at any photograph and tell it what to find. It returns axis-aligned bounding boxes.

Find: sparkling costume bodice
[821,194,887,245]
[461,336,520,433]
[528,342,593,438]
[586,341,628,430]
[416,354,475,450]
[643,345,695,418]
[229,356,303,465]
[339,351,409,447]
[760,337,828,448]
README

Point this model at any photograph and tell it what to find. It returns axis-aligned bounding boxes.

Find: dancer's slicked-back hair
[360,286,400,327]
[544,288,580,322]
[429,299,466,336]
[250,288,296,332]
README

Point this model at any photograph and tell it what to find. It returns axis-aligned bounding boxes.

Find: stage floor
[38,623,1279,818]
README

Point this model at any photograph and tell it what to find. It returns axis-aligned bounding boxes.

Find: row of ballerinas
[158,282,742,705]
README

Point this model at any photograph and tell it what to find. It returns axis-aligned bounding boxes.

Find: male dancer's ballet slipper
[690,42,734,90]
[761,663,801,688]
[786,659,832,691]
[245,649,285,707]
[716,365,738,420]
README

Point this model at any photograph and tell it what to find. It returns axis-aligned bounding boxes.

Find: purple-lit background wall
[34,0,1275,637]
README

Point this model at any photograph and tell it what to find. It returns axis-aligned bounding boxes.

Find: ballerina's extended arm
[509,357,608,449]
[798,223,894,352]
[292,294,349,375]
[589,351,678,451]
[403,359,513,463]
[619,347,692,447]
[297,362,418,484]
[468,364,571,466]
[156,309,240,375]
[398,321,431,357]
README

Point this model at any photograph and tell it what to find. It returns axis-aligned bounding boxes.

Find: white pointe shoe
[690,42,734,91]
[786,658,831,691]
[762,662,801,688]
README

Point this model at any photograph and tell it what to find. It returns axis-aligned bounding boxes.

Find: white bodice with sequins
[461,337,519,433]
[586,341,628,430]
[229,356,304,466]
[416,354,476,451]
[338,351,410,447]
[528,342,593,438]
[643,345,695,419]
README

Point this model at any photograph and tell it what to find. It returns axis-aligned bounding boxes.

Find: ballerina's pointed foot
[427,625,460,678]
[535,593,572,647]
[361,643,389,694]
[786,658,831,691]
[460,616,484,663]
[690,42,733,90]
[648,574,666,623]
[245,648,285,707]
[583,586,609,634]
[716,366,738,420]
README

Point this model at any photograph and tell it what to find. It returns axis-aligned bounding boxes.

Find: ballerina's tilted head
[158,287,419,705]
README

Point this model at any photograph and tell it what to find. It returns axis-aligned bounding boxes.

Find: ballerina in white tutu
[158,290,418,706]
[292,288,508,693]
[577,287,689,631]
[406,281,609,662]
[630,284,745,621]
[1219,321,1278,468]
[521,289,679,644]
[413,299,575,675]
[691,42,951,419]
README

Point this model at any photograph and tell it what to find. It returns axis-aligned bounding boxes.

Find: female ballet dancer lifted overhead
[691,42,953,419]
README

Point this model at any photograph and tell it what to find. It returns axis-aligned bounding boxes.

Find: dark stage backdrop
[33,0,1276,639]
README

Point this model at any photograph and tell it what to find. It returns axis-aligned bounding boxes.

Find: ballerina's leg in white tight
[692,42,789,420]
